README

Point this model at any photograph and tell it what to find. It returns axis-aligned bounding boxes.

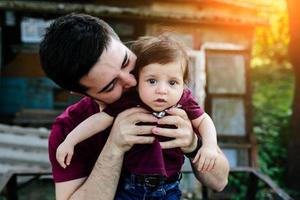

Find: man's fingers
[159,140,179,149]
[152,127,176,138]
[165,107,189,120]
[128,136,155,144]
[133,125,156,135]
[122,111,157,127]
[118,107,150,118]
[130,112,158,124]
[157,115,181,126]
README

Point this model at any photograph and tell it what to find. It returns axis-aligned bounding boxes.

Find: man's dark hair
[39,13,119,93]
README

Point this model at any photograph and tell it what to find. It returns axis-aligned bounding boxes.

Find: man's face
[80,37,137,105]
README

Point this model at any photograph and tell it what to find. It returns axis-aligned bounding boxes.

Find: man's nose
[119,71,137,88]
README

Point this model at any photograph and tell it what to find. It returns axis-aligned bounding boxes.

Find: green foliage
[251,0,294,193]
[252,67,293,189]
[18,179,55,200]
[228,66,293,199]
[227,173,248,200]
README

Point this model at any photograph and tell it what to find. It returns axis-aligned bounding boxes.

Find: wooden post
[246,172,258,200]
[202,185,208,200]
[6,174,18,200]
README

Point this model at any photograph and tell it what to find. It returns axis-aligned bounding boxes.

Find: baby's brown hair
[131,35,189,84]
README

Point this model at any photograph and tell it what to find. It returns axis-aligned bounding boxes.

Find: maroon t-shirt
[104,88,204,177]
[49,88,204,182]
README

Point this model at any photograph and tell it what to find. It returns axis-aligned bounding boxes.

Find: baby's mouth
[155,98,166,102]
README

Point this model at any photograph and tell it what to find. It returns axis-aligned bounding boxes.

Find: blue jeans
[114,174,182,200]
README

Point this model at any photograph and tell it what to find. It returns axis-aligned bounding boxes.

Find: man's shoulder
[56,97,99,123]
[50,97,99,140]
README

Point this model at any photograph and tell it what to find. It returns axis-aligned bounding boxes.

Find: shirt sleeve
[179,88,205,120]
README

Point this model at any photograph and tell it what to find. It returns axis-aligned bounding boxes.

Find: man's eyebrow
[97,51,127,93]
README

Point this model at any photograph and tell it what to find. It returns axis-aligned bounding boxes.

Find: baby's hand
[192,144,218,172]
[56,141,74,169]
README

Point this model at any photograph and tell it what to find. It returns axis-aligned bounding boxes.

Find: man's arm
[55,107,157,200]
[68,140,125,200]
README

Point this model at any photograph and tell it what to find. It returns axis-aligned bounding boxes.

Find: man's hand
[152,107,197,152]
[108,107,157,154]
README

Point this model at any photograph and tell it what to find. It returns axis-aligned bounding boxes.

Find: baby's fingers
[66,152,73,166]
[192,150,201,163]
[197,155,206,171]
[206,158,216,171]
[202,158,211,171]
[57,153,67,169]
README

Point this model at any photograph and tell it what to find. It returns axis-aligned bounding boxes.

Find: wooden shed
[0,0,267,180]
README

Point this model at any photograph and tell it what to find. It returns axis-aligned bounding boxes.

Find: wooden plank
[0,124,50,173]
[252,170,294,200]
[230,167,293,200]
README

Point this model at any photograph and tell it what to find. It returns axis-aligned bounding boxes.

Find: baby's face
[138,61,185,112]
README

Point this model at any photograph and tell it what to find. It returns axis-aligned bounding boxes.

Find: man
[40,13,229,200]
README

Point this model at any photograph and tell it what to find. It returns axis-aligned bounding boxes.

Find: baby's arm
[191,113,218,172]
[56,112,114,168]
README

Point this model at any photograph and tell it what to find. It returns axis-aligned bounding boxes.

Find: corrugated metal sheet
[0,124,50,174]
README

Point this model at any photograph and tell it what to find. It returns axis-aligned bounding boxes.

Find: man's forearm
[191,147,229,192]
[70,142,124,200]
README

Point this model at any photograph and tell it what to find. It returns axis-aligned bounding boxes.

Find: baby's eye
[169,80,177,86]
[148,79,157,84]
